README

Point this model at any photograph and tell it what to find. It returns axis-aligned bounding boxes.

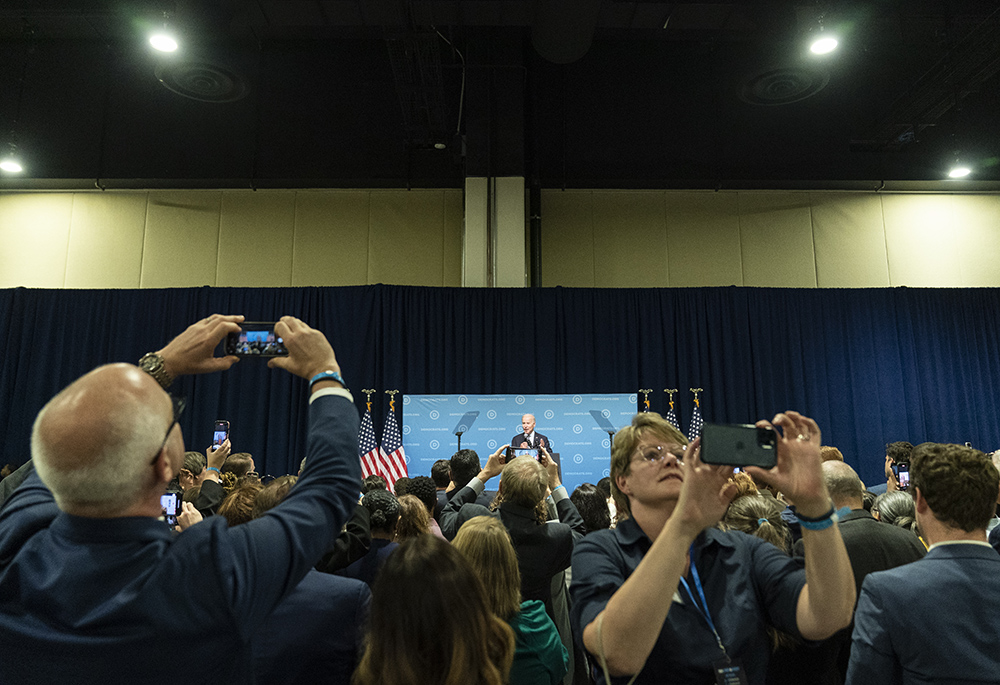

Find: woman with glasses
[569,411,856,684]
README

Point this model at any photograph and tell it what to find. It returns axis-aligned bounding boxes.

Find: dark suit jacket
[315,503,371,574]
[794,508,926,683]
[194,479,225,517]
[847,543,1000,684]
[435,489,448,520]
[252,570,371,685]
[440,484,585,614]
[446,485,497,508]
[511,432,553,451]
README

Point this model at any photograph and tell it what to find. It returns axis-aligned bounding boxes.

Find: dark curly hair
[406,475,437,516]
[363,488,400,534]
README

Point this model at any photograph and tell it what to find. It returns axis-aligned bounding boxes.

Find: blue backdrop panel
[402,393,637,494]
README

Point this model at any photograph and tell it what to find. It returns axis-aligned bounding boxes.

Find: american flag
[665,406,681,432]
[379,407,408,490]
[358,408,381,480]
[686,400,704,443]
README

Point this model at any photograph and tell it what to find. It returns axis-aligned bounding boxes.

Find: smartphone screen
[224,322,288,357]
[897,463,910,490]
[212,420,229,450]
[507,446,541,462]
[160,492,180,527]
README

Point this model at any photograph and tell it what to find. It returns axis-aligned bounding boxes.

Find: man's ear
[913,486,929,514]
[154,449,175,485]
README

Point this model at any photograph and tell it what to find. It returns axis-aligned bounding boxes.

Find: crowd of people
[1,314,999,684]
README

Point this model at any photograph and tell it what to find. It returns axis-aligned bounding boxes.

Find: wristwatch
[138,352,175,390]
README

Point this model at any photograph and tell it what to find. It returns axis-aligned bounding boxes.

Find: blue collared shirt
[570,517,806,684]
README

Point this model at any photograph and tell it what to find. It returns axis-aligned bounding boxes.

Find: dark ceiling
[1,1,999,190]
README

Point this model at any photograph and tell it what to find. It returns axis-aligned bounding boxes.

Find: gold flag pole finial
[664,388,677,411]
[690,388,703,408]
[385,389,399,412]
[362,389,375,413]
[639,389,652,411]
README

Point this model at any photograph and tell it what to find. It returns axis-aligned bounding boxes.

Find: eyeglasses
[632,443,684,466]
[150,395,186,465]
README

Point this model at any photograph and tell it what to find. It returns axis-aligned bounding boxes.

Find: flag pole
[687,388,704,442]
[639,389,652,412]
[663,388,680,431]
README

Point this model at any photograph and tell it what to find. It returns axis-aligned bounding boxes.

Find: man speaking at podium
[512,413,553,452]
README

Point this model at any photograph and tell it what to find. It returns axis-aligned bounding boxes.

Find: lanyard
[678,545,730,662]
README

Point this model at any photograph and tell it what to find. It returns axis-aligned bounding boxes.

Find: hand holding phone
[160,492,182,527]
[224,321,289,358]
[895,463,910,490]
[700,423,778,469]
[212,420,230,450]
[206,438,230,472]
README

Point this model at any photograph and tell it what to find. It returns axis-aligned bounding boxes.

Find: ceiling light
[810,37,839,55]
[948,166,972,178]
[150,33,178,52]
[0,158,24,173]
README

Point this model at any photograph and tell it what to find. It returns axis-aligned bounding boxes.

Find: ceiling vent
[155,61,249,103]
[739,66,830,106]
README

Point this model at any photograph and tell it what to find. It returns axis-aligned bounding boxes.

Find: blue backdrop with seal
[402,393,638,495]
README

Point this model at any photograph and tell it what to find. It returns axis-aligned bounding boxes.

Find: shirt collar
[927,539,992,551]
[615,516,735,551]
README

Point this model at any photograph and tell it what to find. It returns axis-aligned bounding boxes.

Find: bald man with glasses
[0,314,361,684]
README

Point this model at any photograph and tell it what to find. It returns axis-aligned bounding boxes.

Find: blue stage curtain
[1,285,998,487]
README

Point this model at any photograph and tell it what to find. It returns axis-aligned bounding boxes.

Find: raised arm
[746,412,855,639]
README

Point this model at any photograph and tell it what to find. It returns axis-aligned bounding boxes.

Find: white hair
[31,394,166,513]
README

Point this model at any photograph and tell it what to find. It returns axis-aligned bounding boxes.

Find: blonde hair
[395,494,431,542]
[610,412,687,519]
[453,516,522,621]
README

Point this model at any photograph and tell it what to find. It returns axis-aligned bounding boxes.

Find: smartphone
[160,492,181,527]
[506,446,541,462]
[896,463,910,490]
[700,423,778,469]
[224,321,288,357]
[212,420,230,451]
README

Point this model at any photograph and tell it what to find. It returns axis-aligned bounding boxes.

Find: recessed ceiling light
[150,33,178,53]
[810,37,839,55]
[948,167,972,178]
[0,159,24,173]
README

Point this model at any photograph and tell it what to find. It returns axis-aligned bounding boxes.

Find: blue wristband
[205,466,220,474]
[798,515,835,531]
[309,370,346,390]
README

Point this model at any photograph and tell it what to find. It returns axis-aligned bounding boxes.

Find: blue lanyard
[678,545,730,660]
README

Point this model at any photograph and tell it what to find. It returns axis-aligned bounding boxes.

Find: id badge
[713,657,749,685]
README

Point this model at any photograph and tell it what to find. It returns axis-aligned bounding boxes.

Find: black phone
[506,446,541,462]
[224,321,288,357]
[896,462,910,490]
[212,420,230,451]
[160,492,182,527]
[700,423,778,469]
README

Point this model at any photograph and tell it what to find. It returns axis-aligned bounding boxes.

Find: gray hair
[32,390,165,513]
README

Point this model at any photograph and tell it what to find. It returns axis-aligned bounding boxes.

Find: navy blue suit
[0,392,361,685]
[847,542,1000,685]
[512,432,553,451]
[253,570,370,685]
